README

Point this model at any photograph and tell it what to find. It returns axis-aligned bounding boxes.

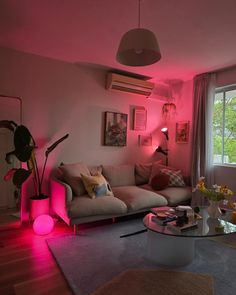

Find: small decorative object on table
[231,211,236,224]
[194,177,233,219]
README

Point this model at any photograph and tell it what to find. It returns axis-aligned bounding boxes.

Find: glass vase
[207,200,222,219]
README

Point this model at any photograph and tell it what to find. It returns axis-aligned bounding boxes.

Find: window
[213,85,236,165]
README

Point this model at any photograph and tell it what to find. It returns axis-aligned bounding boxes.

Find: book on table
[151,206,176,218]
[151,213,177,226]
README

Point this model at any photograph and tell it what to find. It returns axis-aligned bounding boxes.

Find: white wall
[0,47,165,194]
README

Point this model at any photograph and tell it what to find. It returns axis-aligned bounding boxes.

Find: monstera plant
[2,120,69,200]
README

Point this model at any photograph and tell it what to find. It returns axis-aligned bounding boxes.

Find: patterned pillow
[81,173,113,199]
[160,169,185,187]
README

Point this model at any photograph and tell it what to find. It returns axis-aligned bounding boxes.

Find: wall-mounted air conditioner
[106,73,155,97]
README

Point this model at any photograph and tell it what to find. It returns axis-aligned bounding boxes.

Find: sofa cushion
[149,162,178,184]
[135,162,153,185]
[140,184,192,206]
[81,173,113,199]
[102,164,135,187]
[59,162,90,196]
[67,195,127,218]
[151,173,170,190]
[161,168,185,187]
[135,160,162,185]
[112,186,167,212]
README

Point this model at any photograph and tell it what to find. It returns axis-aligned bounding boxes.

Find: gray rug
[47,218,236,295]
[91,269,214,295]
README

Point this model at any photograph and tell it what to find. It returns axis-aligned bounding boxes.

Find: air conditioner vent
[106,73,154,97]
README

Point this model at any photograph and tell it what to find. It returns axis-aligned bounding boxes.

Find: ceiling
[1,0,236,83]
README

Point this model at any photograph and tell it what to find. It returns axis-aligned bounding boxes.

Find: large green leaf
[14,125,33,150]
[45,133,69,156]
[13,168,31,187]
[15,146,33,162]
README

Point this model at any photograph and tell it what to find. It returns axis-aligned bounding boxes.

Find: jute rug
[92,269,214,295]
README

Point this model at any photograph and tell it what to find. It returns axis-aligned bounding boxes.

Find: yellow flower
[194,177,234,202]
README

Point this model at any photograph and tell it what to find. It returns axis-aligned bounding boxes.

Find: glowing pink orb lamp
[33,214,54,235]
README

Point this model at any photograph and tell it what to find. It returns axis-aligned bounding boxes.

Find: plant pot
[30,196,49,220]
[207,200,222,219]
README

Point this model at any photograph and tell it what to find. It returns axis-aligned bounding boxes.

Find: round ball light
[33,214,54,235]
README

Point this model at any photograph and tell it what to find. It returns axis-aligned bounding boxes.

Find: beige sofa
[51,161,192,231]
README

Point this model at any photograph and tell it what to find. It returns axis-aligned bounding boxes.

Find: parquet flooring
[0,212,74,295]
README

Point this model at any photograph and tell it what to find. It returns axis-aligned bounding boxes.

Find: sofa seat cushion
[67,195,127,218]
[140,184,192,206]
[112,186,167,212]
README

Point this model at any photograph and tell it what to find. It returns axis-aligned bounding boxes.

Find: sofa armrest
[50,177,72,225]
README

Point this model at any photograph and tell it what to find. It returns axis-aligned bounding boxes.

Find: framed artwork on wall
[138,134,152,146]
[133,108,147,131]
[176,121,189,143]
[104,111,128,146]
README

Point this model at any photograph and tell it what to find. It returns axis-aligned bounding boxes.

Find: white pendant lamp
[116,0,161,66]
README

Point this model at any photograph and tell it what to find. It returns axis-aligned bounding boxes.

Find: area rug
[91,269,213,295]
[47,218,236,295]
[209,234,236,249]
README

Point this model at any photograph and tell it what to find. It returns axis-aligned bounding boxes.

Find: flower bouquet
[194,177,234,218]
[194,177,233,202]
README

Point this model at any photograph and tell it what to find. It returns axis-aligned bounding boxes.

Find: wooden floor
[0,209,74,295]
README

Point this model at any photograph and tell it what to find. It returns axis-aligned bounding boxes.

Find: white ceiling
[1,0,236,83]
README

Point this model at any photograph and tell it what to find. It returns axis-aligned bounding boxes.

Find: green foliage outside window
[213,90,236,164]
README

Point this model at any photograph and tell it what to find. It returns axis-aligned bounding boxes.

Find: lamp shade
[116,28,161,66]
[161,127,169,141]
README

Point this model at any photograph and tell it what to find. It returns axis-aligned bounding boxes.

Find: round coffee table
[143,208,236,266]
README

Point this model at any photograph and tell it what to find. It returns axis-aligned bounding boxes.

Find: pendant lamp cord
[138,0,141,28]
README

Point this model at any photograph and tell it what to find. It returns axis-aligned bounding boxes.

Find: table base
[147,230,196,266]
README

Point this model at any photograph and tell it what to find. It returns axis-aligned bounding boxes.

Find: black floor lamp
[156,145,168,166]
[156,127,169,166]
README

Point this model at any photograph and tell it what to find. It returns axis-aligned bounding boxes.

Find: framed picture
[104,111,128,146]
[138,134,152,146]
[176,121,189,143]
[133,108,147,131]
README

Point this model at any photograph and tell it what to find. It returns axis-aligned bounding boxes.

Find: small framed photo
[104,111,128,146]
[176,121,189,143]
[138,134,152,146]
[133,108,147,131]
